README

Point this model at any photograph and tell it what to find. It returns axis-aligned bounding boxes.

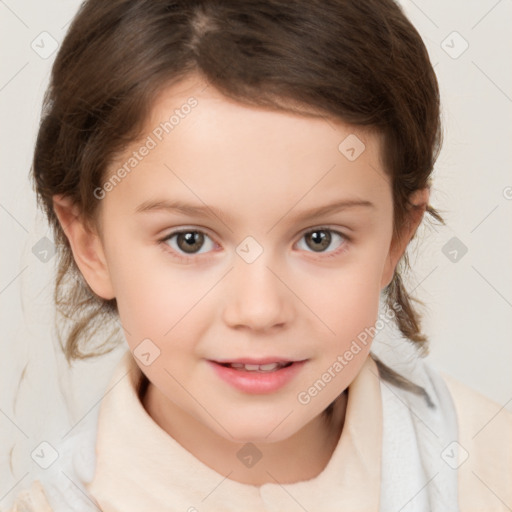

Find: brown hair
[32,0,443,392]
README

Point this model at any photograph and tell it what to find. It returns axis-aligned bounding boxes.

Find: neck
[141,382,347,485]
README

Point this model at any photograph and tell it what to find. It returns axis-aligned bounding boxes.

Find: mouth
[207,358,308,394]
[215,361,294,372]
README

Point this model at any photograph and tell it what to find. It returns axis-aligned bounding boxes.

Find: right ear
[52,194,115,300]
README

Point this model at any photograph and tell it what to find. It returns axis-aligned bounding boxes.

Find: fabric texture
[86,352,383,511]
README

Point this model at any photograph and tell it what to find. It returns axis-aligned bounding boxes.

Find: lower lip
[207,360,307,394]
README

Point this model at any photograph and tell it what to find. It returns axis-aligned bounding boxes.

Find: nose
[222,254,294,332]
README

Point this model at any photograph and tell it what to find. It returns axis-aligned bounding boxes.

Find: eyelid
[159,227,220,250]
[158,224,351,262]
[295,226,350,259]
[298,224,351,241]
[159,225,350,245]
[158,227,219,264]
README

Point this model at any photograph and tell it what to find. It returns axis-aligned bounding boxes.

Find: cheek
[324,276,381,348]
[298,264,383,397]
[101,235,169,333]
[303,254,385,337]
[106,243,217,347]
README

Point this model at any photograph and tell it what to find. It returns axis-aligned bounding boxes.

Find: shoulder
[442,373,512,510]
[443,372,512,433]
[372,342,512,510]
[2,480,53,512]
[2,406,101,512]
[443,372,512,462]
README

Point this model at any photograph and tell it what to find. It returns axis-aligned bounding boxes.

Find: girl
[5,0,511,510]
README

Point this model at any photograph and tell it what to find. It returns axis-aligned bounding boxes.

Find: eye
[160,229,217,260]
[296,227,347,257]
[159,226,348,263]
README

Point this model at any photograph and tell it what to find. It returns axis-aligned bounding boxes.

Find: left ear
[380,188,430,289]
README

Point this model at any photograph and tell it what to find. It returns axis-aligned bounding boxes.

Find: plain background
[1,0,511,506]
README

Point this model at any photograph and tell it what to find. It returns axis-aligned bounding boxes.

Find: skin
[53,74,428,486]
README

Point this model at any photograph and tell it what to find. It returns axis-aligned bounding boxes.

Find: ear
[53,195,115,300]
[380,188,430,289]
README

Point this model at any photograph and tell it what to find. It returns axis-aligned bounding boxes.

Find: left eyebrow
[134,197,375,225]
[286,198,375,223]
[135,199,232,225]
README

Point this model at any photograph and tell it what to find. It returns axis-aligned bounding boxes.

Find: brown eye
[176,231,205,253]
[305,230,331,252]
[162,230,215,257]
[297,228,346,255]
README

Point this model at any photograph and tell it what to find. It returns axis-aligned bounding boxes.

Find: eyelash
[158,226,350,264]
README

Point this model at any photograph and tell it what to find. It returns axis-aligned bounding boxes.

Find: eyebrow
[135,197,375,224]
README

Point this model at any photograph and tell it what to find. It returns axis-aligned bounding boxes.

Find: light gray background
[1,0,511,506]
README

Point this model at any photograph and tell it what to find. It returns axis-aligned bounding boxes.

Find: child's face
[90,75,402,442]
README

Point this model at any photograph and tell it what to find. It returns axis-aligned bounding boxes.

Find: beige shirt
[6,351,512,511]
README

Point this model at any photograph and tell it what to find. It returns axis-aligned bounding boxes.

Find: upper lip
[211,357,306,365]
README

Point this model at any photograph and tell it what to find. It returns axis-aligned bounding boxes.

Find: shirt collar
[87,351,382,511]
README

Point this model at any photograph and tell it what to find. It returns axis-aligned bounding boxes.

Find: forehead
[103,75,391,223]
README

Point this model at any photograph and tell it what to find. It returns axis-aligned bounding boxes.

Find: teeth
[244,364,262,371]
[227,362,288,372]
[259,363,282,371]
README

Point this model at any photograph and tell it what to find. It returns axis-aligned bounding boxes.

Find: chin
[227,428,295,445]
[211,413,305,445]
